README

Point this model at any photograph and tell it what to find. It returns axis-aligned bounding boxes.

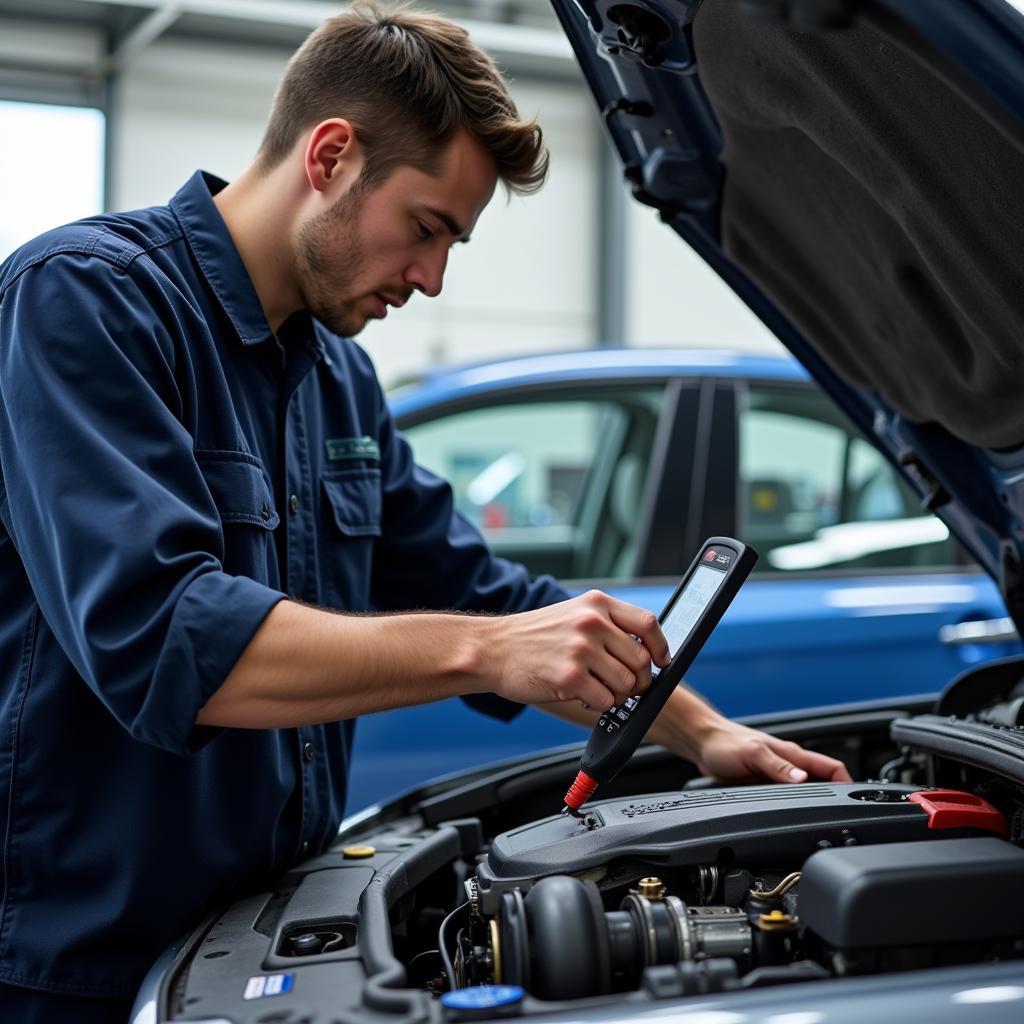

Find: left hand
[694,719,852,784]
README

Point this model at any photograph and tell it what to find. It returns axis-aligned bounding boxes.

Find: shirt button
[302,742,315,763]
[289,494,299,514]
[301,841,311,857]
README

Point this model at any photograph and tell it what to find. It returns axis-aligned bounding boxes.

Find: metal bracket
[897,448,951,513]
[606,3,673,65]
[96,2,182,77]
[602,97,655,124]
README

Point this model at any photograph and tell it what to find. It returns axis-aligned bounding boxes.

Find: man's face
[295,129,498,337]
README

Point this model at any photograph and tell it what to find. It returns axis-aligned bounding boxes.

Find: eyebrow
[424,206,471,244]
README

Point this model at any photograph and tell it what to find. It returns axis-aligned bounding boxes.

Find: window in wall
[738,385,956,572]
[0,100,104,262]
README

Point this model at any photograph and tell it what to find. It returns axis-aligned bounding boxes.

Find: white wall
[624,196,783,355]
[112,39,282,208]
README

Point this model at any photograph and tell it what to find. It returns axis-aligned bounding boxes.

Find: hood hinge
[897,448,951,513]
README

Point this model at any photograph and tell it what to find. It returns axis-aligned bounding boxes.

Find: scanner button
[606,722,620,733]
[598,717,608,728]
[608,706,618,715]
[616,711,629,721]
[624,697,639,710]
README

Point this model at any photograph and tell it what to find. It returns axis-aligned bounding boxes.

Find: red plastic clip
[907,789,1009,837]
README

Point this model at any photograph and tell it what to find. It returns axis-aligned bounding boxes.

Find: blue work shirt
[0,171,567,1000]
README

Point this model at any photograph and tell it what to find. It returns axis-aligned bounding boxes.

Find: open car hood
[553,0,1024,626]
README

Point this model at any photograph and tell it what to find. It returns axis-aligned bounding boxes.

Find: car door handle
[938,617,1019,645]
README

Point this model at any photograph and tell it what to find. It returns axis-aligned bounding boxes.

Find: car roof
[388,347,807,416]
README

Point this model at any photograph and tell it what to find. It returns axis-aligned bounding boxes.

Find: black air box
[799,837,1024,948]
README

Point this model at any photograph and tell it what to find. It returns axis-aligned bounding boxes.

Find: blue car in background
[347,348,1017,808]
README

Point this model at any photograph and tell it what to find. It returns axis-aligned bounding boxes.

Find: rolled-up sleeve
[0,253,284,754]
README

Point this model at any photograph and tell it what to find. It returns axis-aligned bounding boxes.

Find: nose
[406,246,449,299]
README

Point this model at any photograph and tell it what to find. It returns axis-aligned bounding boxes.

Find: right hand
[488,591,670,711]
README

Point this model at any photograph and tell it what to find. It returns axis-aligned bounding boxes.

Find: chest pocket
[196,450,280,582]
[321,467,382,610]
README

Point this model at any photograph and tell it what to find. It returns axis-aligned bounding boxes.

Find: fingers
[512,592,674,710]
[604,595,670,667]
[574,676,618,712]
[586,647,642,704]
[766,738,853,783]
[556,593,659,704]
[533,661,616,710]
[602,628,654,695]
[787,746,853,782]
[746,740,809,783]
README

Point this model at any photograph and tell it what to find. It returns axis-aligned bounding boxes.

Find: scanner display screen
[660,563,727,659]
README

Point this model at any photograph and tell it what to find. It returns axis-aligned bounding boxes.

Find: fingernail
[788,767,807,782]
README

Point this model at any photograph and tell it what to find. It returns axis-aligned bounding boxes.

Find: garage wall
[624,198,782,355]
[111,39,280,212]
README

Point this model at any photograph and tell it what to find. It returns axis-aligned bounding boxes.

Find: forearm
[542,685,852,784]
[542,683,726,761]
[197,600,492,728]
[645,685,724,760]
[197,590,673,731]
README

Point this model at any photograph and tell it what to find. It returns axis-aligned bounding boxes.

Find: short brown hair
[257,2,548,195]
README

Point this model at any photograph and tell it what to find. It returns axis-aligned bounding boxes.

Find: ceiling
[0,0,575,82]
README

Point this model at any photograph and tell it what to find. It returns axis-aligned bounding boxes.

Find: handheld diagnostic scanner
[562,537,758,813]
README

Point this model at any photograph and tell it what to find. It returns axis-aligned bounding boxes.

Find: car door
[681,380,1019,718]
[346,379,686,810]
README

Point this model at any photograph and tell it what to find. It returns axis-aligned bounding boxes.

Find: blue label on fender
[243,973,294,999]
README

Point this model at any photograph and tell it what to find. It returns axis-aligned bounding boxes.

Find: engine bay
[147,679,1024,1022]
[461,784,1021,1001]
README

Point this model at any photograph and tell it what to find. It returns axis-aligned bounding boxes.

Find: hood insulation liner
[693,0,1024,450]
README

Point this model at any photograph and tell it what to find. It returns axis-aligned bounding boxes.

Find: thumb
[752,743,807,783]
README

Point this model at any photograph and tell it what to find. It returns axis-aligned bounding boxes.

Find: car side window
[739,385,957,572]
[402,389,665,580]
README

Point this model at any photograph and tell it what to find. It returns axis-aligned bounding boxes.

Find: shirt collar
[170,170,275,347]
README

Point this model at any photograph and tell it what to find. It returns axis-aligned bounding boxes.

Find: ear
[303,119,364,194]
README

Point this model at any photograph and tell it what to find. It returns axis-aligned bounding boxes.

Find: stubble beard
[295,180,371,338]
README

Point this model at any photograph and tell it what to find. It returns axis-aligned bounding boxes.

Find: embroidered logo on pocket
[325,436,380,461]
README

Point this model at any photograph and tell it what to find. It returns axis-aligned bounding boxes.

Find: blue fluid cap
[441,985,525,1019]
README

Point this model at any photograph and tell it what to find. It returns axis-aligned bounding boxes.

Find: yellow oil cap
[342,845,376,859]
[757,909,794,931]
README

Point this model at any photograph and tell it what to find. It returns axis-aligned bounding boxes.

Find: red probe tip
[563,771,598,811]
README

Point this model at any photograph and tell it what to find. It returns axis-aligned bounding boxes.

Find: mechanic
[0,4,850,1021]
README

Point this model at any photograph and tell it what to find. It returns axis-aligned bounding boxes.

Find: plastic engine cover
[476,784,963,911]
[799,836,1024,949]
